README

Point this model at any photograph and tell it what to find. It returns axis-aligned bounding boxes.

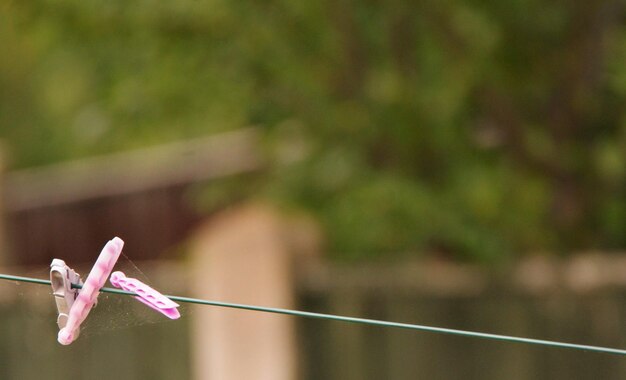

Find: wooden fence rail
[297,258,626,380]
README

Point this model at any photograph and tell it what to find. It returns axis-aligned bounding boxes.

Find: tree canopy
[1,0,625,261]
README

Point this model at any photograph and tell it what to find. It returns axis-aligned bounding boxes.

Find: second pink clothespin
[57,237,124,345]
[110,271,180,319]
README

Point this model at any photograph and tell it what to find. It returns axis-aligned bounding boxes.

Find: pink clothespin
[110,271,180,320]
[56,237,124,345]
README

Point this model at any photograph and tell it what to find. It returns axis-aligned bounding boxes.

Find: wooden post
[190,204,304,380]
[0,145,6,267]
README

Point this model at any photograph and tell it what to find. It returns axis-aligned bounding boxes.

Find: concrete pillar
[190,204,305,380]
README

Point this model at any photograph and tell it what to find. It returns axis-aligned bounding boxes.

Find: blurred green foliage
[1,0,625,261]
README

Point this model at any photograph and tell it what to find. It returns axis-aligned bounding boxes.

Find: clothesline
[1,273,625,356]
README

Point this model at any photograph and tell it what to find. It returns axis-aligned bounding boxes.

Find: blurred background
[0,0,625,379]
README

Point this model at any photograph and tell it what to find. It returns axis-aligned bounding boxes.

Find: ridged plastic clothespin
[50,259,83,334]
[110,271,180,320]
[57,237,124,345]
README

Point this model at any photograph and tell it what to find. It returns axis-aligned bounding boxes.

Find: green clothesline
[1,272,626,356]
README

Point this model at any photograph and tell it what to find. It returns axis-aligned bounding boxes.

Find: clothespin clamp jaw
[50,259,85,334]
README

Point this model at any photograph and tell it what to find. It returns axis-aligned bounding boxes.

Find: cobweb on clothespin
[80,253,189,340]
